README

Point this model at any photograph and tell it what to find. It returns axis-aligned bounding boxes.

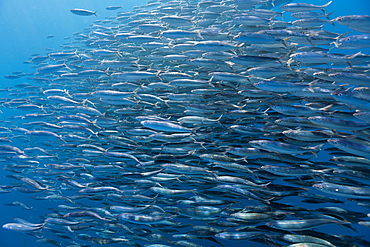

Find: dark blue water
[0,0,370,247]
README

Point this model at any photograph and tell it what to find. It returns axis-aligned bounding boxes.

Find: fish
[308,116,370,130]
[3,222,45,232]
[1,0,370,246]
[266,218,349,231]
[215,232,266,240]
[249,140,323,155]
[4,201,32,210]
[118,213,175,225]
[106,6,122,11]
[282,234,335,247]
[335,15,370,33]
[70,8,97,17]
[313,182,370,198]
[281,1,332,13]
[334,34,370,49]
[327,138,370,158]
[140,120,193,133]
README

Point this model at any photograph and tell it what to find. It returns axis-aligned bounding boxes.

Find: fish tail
[322,1,333,8]
[319,104,333,111]
[282,37,291,48]
[64,63,72,71]
[59,136,67,144]
[263,197,274,205]
[321,1,332,14]
[260,181,272,188]
[41,105,47,113]
[209,170,219,179]
[330,19,336,27]
[347,51,362,60]
[335,220,355,231]
[313,143,324,151]
[326,11,335,20]
[216,114,223,123]
[65,89,72,98]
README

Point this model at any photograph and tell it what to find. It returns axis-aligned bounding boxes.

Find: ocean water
[0,2,148,247]
[0,0,369,247]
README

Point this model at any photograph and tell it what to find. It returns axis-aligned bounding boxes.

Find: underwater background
[0,0,370,247]
[0,2,149,247]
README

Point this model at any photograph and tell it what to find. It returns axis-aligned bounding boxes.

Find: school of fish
[1,0,370,246]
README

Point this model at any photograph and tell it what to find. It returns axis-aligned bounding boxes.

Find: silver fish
[70,8,97,17]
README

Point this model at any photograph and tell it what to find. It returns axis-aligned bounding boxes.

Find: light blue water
[0,1,369,247]
[0,0,147,87]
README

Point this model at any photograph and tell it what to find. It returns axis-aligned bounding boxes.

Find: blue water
[0,2,148,246]
[0,0,369,247]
